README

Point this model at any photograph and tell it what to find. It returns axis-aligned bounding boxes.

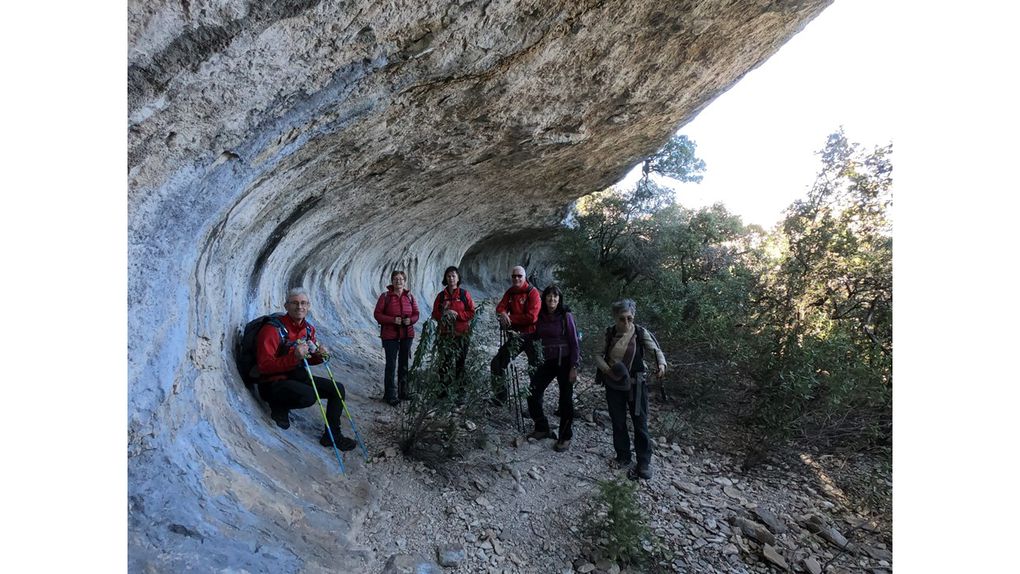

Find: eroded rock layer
[127,1,830,570]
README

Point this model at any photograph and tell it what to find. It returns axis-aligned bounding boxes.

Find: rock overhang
[127,1,832,570]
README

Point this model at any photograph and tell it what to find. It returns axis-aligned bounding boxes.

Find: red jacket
[255,314,324,382]
[496,281,541,334]
[373,286,420,340]
[431,287,476,336]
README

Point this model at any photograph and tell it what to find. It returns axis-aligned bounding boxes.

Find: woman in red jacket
[373,270,420,406]
[431,265,476,382]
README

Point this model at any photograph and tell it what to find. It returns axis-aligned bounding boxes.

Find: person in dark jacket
[490,265,542,403]
[431,266,476,381]
[255,287,357,450]
[524,285,580,451]
[373,270,420,406]
[595,299,666,480]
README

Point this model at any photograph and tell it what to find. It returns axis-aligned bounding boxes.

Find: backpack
[442,287,470,308]
[236,313,312,387]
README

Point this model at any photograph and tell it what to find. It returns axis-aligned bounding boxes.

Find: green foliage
[652,411,690,445]
[582,477,655,566]
[552,129,893,460]
[643,134,706,184]
[745,129,893,453]
[568,298,613,379]
[556,134,708,306]
[400,307,493,461]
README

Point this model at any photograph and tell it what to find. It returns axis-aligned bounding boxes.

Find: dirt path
[342,300,892,573]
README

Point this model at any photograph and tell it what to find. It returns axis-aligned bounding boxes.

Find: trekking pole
[498,326,508,404]
[322,358,370,461]
[508,334,524,432]
[302,357,345,474]
[514,363,525,432]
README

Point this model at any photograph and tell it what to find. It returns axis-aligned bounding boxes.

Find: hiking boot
[627,463,652,481]
[612,455,632,469]
[320,430,358,451]
[526,429,550,440]
[270,408,290,430]
[553,439,571,452]
[386,396,400,407]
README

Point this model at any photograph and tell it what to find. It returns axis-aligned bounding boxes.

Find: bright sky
[621,0,898,228]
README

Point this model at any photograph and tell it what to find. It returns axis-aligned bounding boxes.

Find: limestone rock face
[127,0,830,571]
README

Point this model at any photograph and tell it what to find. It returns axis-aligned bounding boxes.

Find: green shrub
[553,131,892,466]
[582,477,655,566]
[399,308,493,461]
[652,411,690,445]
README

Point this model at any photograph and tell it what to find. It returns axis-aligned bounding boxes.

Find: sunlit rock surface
[127,1,830,570]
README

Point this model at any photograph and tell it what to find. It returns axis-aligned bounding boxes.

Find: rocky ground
[340,300,892,573]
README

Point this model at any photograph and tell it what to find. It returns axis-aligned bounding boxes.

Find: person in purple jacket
[524,284,581,451]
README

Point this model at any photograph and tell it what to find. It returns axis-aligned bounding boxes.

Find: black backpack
[236,313,311,387]
[442,287,470,308]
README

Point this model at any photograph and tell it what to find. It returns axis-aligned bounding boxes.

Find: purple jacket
[529,310,580,367]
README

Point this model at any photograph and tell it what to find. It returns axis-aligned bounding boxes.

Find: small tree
[557,133,707,305]
[400,308,493,461]
[582,477,655,566]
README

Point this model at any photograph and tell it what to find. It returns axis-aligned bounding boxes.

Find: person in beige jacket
[595,299,666,480]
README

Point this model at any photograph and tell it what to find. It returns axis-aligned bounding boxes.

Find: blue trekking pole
[302,357,346,474]
[322,359,370,461]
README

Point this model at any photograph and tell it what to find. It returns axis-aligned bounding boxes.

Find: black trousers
[259,369,346,429]
[382,338,412,399]
[605,377,651,466]
[490,332,538,400]
[527,359,575,440]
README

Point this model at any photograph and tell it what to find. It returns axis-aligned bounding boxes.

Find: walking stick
[507,330,525,433]
[498,326,508,403]
[301,357,345,474]
[322,359,370,461]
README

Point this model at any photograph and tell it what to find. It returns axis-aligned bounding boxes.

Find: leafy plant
[582,477,655,566]
[551,130,893,463]
[399,306,493,461]
[652,411,690,445]
[743,129,893,459]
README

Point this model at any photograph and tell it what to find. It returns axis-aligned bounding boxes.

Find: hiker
[490,265,542,403]
[524,285,580,452]
[373,270,420,406]
[431,265,476,381]
[595,299,666,480]
[255,287,357,450]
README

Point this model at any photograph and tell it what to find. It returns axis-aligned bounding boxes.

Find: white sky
[621,0,899,228]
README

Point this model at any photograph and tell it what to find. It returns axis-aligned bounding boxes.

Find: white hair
[286,287,310,301]
[611,299,637,317]
[511,265,526,278]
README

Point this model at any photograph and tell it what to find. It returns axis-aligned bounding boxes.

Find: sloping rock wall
[127,0,830,571]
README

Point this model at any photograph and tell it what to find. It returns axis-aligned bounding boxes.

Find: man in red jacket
[490,265,542,403]
[256,287,356,450]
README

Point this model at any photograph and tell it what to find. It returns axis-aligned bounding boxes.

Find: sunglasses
[511,274,523,278]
